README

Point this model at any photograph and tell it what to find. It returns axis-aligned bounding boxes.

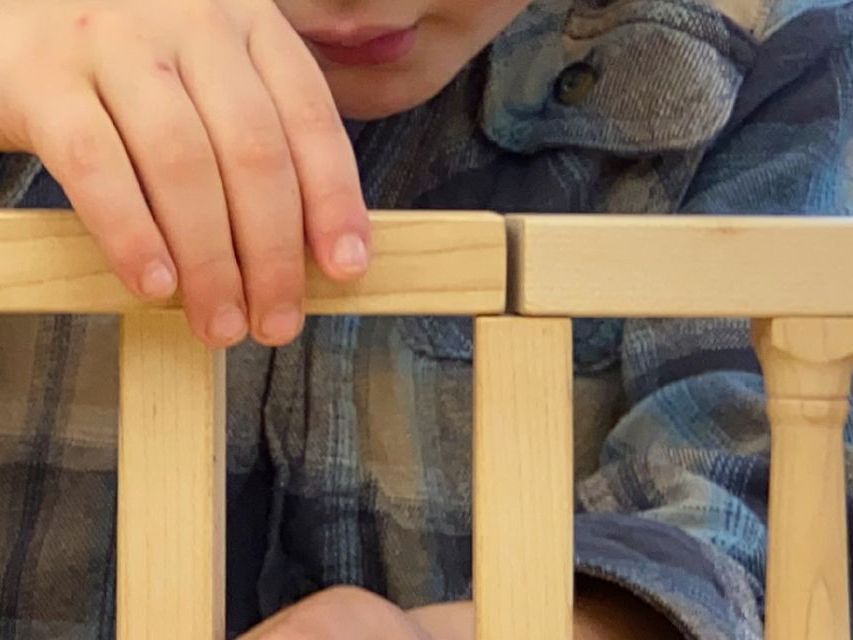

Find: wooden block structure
[1,209,853,640]
[508,214,853,640]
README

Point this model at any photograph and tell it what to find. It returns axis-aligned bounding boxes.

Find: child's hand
[0,0,369,347]
[236,586,434,640]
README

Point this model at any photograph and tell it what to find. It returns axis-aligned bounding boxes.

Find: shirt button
[555,62,598,106]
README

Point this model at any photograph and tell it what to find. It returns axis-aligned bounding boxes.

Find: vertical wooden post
[473,317,573,640]
[118,310,226,639]
[753,318,853,640]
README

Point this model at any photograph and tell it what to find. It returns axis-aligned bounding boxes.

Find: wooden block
[0,210,506,315]
[753,318,853,640]
[508,215,853,317]
[473,317,573,640]
[118,311,225,640]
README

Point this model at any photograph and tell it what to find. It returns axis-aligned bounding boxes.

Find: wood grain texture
[753,318,853,640]
[0,209,506,314]
[473,317,573,640]
[508,215,853,317]
[118,311,225,640]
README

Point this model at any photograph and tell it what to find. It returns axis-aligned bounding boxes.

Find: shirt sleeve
[574,8,853,639]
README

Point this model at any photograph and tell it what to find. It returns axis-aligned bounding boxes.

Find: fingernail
[261,306,303,343]
[209,305,247,343]
[140,261,176,298]
[331,233,368,273]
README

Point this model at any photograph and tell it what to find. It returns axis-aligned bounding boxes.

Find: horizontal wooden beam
[0,209,506,315]
[508,215,853,318]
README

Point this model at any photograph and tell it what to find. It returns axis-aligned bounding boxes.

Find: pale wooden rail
[1,209,851,640]
[508,215,853,317]
[0,209,507,315]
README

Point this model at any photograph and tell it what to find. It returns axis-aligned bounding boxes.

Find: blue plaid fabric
[0,0,852,637]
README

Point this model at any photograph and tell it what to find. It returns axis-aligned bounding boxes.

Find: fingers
[91,33,250,347]
[25,79,179,303]
[177,16,305,345]
[248,4,371,282]
[17,2,367,348]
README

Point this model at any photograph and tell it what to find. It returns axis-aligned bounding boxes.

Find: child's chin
[337,98,421,121]
[330,72,451,121]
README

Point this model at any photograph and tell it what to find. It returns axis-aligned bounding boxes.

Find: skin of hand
[236,586,433,640]
[0,0,371,348]
[238,581,685,640]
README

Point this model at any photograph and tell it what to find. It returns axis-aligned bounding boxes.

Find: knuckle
[109,229,158,266]
[59,126,109,181]
[180,254,242,296]
[309,183,364,229]
[231,126,288,172]
[155,127,213,178]
[244,246,303,291]
[186,1,234,34]
[93,228,162,287]
[181,253,235,280]
[293,99,341,135]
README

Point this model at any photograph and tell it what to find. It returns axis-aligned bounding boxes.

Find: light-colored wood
[0,209,506,314]
[508,215,853,317]
[118,311,225,640]
[473,317,573,640]
[753,318,853,640]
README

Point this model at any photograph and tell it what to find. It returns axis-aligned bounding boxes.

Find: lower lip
[309,27,417,66]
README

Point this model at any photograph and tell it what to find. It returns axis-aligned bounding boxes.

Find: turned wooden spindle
[753,318,853,640]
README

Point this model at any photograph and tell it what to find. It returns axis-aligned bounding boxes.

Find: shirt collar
[480,0,756,154]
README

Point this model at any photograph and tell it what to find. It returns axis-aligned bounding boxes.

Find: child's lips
[302,26,417,66]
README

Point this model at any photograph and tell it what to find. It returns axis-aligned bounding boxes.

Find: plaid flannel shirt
[1,0,852,637]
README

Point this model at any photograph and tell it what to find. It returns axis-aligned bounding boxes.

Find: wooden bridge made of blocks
[2,209,852,640]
